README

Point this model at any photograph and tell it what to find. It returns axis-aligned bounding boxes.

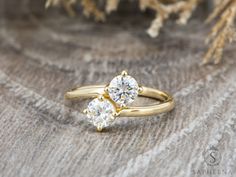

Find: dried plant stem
[204,0,236,64]
[46,0,198,34]
[145,0,199,38]
[45,0,236,65]
[205,0,231,23]
[81,0,105,21]
[62,0,76,17]
[45,0,76,17]
[106,0,120,14]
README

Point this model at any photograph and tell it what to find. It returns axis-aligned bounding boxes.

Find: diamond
[86,98,116,129]
[108,74,139,106]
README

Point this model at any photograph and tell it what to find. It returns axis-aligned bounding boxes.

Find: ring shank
[65,85,175,117]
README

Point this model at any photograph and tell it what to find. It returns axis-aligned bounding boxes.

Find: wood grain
[0,1,236,177]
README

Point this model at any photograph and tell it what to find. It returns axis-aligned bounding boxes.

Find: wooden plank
[0,0,235,177]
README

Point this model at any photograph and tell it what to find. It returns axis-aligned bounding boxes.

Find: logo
[192,146,232,175]
[203,146,221,166]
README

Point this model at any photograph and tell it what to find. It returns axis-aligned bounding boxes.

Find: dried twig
[81,0,105,22]
[45,0,236,65]
[106,0,120,14]
[144,0,199,38]
[46,0,105,21]
[204,0,236,64]
[46,0,199,32]
[46,0,77,17]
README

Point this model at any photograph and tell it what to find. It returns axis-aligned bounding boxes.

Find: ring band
[65,85,174,117]
[65,71,175,131]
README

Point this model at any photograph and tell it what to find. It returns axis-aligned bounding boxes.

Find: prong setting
[138,86,143,93]
[121,70,128,76]
[96,125,103,132]
[98,95,104,101]
[84,71,140,131]
[120,104,126,108]
[83,109,88,114]
[85,97,116,131]
[112,112,119,118]
[104,86,109,94]
[107,71,139,107]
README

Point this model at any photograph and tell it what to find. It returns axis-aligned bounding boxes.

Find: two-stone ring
[65,71,175,131]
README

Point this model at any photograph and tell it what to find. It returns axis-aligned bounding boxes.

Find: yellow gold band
[65,85,175,117]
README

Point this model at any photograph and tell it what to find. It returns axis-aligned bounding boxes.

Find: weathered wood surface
[0,1,236,177]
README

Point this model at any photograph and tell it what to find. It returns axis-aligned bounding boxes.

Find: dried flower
[144,0,199,37]
[46,0,199,32]
[204,0,236,64]
[46,0,77,17]
[106,0,120,14]
[45,0,236,64]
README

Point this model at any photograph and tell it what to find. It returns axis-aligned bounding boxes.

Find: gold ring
[65,70,175,131]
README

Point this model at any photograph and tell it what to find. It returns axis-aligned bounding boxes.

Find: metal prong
[121,70,128,76]
[112,112,119,118]
[83,109,88,114]
[120,104,126,108]
[104,86,109,94]
[138,86,143,93]
[96,125,103,132]
[98,95,104,101]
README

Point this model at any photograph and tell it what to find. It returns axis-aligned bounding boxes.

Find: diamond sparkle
[86,98,116,129]
[108,74,139,106]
